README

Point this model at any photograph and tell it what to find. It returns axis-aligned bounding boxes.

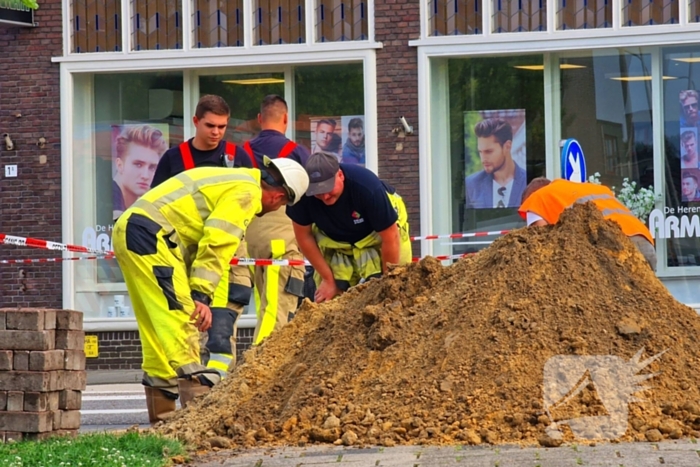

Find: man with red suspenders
[146,95,253,422]
[242,95,310,345]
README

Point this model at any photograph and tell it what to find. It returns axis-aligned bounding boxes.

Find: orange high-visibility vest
[519,179,654,244]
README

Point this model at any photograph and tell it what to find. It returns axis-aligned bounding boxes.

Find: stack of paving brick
[0,309,86,442]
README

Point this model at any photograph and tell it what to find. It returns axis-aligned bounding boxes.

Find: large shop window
[72,72,184,318]
[559,50,655,214]
[661,46,700,269]
[199,63,365,163]
[447,56,545,256]
[72,64,365,318]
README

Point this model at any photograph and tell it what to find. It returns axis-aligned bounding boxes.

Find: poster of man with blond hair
[112,123,169,220]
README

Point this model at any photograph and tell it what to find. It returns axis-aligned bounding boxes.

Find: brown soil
[157,203,700,450]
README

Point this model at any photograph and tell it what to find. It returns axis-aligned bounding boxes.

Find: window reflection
[447,56,546,256]
[662,47,700,267]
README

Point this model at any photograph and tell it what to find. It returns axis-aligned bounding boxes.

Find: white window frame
[417,0,698,42]
[415,32,700,308]
[57,47,378,330]
[62,0,376,57]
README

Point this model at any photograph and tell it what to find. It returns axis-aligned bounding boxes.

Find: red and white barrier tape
[2,253,477,266]
[409,230,510,242]
[0,233,111,255]
[1,228,508,257]
[0,255,114,265]
[0,231,489,267]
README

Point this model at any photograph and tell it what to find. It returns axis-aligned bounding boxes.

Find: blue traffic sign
[561,138,586,183]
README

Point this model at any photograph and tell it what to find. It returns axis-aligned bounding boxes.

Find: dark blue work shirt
[151,138,252,188]
[287,164,398,244]
[243,129,310,167]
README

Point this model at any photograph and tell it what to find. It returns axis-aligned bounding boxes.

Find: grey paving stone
[181,441,700,467]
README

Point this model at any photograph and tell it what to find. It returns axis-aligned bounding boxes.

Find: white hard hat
[262,156,309,205]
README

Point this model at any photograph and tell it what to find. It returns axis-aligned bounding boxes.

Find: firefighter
[287,152,412,303]
[151,95,254,383]
[114,159,309,424]
[241,95,310,345]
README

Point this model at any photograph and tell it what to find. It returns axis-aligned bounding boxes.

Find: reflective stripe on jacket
[129,167,263,299]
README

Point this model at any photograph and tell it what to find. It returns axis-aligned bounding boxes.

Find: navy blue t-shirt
[151,139,253,188]
[244,129,310,167]
[287,164,398,244]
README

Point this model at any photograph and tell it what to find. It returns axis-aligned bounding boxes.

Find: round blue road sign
[561,138,586,183]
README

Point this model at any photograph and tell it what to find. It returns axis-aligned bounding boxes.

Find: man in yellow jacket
[519,177,656,270]
[113,158,308,424]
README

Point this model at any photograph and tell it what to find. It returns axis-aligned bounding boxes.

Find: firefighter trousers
[113,211,213,391]
[199,240,252,371]
[246,207,306,345]
[313,192,412,290]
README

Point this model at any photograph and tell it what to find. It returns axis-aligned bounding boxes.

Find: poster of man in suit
[464,109,527,210]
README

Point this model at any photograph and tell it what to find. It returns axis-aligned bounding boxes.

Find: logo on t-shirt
[352,211,364,224]
[223,152,235,168]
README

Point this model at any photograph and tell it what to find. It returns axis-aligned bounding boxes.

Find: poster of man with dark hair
[464,109,527,210]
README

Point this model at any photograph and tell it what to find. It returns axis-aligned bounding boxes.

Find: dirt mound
[157,203,700,449]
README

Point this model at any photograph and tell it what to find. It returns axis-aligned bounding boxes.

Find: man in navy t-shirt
[287,152,412,303]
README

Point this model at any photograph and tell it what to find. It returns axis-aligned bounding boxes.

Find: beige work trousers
[246,207,306,345]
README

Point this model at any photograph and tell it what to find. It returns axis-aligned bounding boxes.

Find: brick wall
[374,0,422,253]
[85,327,257,370]
[0,0,63,309]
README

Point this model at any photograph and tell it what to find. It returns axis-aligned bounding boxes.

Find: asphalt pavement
[80,383,151,432]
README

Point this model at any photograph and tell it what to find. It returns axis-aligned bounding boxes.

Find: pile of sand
[157,203,700,449]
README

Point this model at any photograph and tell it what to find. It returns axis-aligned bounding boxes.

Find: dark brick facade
[0,0,63,309]
[85,328,256,371]
[374,0,422,253]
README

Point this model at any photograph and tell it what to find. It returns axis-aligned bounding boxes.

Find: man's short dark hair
[318,119,337,129]
[683,172,699,185]
[521,177,551,204]
[682,130,696,143]
[260,95,288,121]
[195,95,230,119]
[348,118,363,131]
[474,118,513,146]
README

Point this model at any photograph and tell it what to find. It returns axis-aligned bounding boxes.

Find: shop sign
[561,138,586,183]
[82,224,113,252]
[649,206,700,239]
[0,0,35,27]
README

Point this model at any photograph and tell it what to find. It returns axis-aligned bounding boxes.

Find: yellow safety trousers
[200,241,250,374]
[114,212,203,384]
[113,167,262,386]
[313,192,412,287]
[247,207,306,345]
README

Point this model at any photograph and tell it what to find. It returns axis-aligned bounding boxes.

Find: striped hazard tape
[0,231,490,267]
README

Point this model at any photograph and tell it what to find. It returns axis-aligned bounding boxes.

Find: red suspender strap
[224,142,236,166]
[243,141,258,168]
[179,141,195,170]
[278,141,298,159]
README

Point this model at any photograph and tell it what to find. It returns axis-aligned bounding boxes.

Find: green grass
[0,432,185,467]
